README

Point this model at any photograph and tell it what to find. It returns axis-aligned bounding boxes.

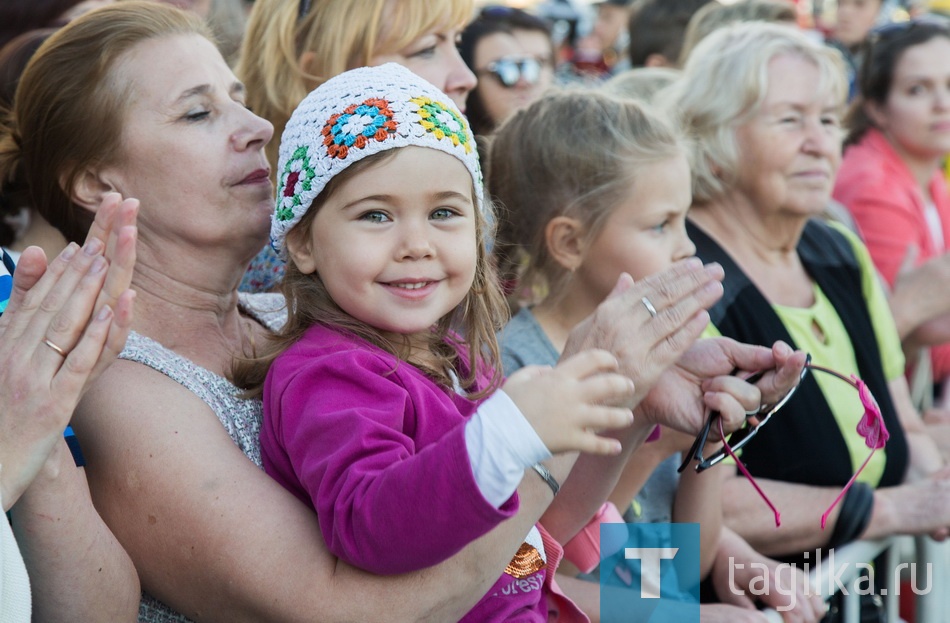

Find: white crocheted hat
[271,63,482,259]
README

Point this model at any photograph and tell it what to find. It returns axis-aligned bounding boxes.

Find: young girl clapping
[234,64,637,622]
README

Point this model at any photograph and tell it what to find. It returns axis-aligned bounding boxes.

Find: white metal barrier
[912,537,949,623]
[761,537,950,622]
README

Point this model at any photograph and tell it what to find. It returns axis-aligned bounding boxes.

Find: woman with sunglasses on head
[457,6,556,138]
[667,21,950,586]
[833,18,950,411]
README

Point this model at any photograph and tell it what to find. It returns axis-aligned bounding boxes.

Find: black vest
[687,219,907,487]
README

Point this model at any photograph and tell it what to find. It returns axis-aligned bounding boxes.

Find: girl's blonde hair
[232,149,508,399]
[0,2,209,244]
[237,0,474,170]
[489,90,685,305]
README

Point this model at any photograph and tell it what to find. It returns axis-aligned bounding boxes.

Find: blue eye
[360,211,390,223]
[431,208,457,220]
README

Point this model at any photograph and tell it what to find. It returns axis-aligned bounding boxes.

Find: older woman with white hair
[667,21,950,573]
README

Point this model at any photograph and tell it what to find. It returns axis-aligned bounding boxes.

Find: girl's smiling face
[287,147,478,341]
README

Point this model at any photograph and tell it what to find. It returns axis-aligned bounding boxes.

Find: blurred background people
[826,0,887,95]
[562,0,635,80]
[459,6,556,139]
[678,0,798,65]
[627,0,713,68]
[832,0,886,52]
[833,17,950,410]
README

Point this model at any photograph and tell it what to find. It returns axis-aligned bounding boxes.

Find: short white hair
[664,21,848,203]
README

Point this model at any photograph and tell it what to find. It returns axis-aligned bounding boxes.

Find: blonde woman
[237,0,477,172]
[236,0,478,291]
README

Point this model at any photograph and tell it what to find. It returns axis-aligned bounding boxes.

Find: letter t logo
[625,548,678,598]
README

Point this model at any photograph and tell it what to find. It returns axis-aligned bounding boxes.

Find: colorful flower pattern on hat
[322,98,397,160]
[409,96,473,154]
[270,63,484,259]
[276,146,317,223]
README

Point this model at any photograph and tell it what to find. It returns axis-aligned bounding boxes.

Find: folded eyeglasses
[678,354,890,528]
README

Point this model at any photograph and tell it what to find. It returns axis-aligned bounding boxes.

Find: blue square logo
[599,523,700,623]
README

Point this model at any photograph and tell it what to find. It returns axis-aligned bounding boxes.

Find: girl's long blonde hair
[489,90,685,306]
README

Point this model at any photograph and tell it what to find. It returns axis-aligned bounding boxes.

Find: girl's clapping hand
[502,349,637,456]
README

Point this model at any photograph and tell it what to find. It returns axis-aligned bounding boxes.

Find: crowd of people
[2,0,950,622]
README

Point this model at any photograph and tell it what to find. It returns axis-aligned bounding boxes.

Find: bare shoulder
[72,359,340,618]
[72,357,260,502]
[77,357,223,441]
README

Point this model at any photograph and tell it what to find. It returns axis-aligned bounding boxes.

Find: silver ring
[43,338,68,357]
[640,296,658,318]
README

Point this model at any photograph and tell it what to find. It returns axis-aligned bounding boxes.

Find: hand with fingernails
[563,259,727,416]
[0,193,137,511]
[640,339,807,442]
[503,349,637,457]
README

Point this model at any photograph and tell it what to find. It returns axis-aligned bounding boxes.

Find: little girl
[491,90,820,619]
[235,64,637,622]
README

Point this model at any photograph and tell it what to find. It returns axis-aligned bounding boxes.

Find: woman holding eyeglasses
[833,18,950,410]
[457,6,556,138]
[668,21,950,570]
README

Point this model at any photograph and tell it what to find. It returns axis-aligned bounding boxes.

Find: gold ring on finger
[43,338,68,357]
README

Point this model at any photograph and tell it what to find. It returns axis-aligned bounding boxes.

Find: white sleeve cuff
[464,390,552,508]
